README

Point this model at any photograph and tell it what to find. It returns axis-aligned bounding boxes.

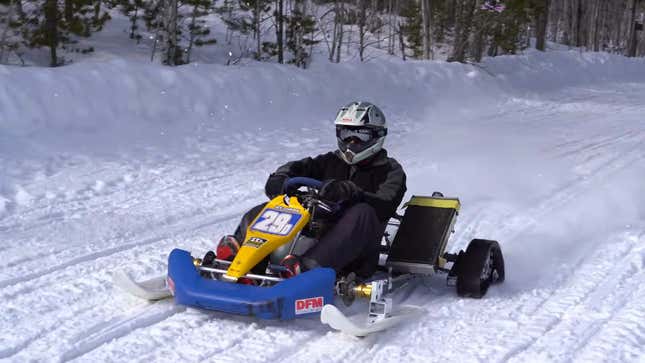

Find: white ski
[320,304,425,337]
[113,270,172,300]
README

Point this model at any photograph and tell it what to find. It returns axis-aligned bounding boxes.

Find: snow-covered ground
[1,50,645,362]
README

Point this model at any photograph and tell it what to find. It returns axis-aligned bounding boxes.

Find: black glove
[320,180,362,203]
[265,173,289,199]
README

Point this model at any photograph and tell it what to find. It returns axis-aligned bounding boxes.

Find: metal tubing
[197,266,284,283]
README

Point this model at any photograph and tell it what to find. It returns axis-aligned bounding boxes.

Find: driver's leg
[233,202,267,242]
[206,203,266,266]
[302,203,385,278]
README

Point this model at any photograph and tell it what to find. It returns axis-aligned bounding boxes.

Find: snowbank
[1,50,643,155]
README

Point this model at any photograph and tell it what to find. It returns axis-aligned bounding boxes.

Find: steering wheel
[282,177,324,194]
[281,177,340,216]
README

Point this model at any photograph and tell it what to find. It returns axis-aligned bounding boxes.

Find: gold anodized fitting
[192,258,202,267]
[353,284,373,298]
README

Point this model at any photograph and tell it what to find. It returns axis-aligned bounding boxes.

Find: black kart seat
[386,196,460,274]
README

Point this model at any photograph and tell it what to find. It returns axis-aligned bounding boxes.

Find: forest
[1,0,644,67]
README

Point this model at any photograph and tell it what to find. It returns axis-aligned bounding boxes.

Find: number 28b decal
[251,209,302,236]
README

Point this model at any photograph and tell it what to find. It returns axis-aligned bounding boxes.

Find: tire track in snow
[0,213,240,361]
[568,232,645,361]
[551,130,638,159]
[0,211,239,291]
[0,152,261,272]
[0,305,96,360]
[497,131,644,243]
[497,234,639,362]
[59,302,186,362]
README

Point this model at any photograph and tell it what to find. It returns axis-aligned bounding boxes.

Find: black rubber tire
[456,239,505,298]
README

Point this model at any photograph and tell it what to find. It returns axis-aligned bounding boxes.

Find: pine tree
[489,0,530,55]
[286,0,317,67]
[400,0,423,59]
[216,0,272,60]
[19,0,110,66]
[144,0,216,65]
[185,0,216,63]
[118,0,145,43]
[0,0,24,64]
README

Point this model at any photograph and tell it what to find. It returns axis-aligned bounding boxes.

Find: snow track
[2,74,645,361]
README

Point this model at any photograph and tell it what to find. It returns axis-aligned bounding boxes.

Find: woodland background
[1,0,644,67]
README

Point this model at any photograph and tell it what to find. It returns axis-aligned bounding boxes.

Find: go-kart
[114,177,505,336]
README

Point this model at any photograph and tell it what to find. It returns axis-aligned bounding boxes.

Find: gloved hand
[320,180,362,203]
[265,173,289,199]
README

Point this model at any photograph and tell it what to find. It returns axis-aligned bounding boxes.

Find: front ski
[113,270,172,300]
[320,304,424,337]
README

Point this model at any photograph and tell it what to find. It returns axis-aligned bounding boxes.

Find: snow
[1,49,645,362]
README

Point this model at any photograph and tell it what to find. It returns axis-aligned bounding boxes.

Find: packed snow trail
[1,53,645,362]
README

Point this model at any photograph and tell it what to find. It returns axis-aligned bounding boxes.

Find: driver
[211,101,406,278]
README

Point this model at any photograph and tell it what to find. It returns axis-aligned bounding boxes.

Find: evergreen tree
[184,0,216,63]
[16,0,110,66]
[285,0,318,67]
[489,0,530,55]
[216,0,272,60]
[400,0,423,59]
[118,0,145,43]
[0,0,24,64]
[144,0,217,65]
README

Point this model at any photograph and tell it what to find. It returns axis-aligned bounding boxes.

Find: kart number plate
[251,209,301,236]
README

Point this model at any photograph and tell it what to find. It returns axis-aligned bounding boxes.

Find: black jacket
[268,149,406,222]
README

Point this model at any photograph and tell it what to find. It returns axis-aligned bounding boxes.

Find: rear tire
[456,239,505,298]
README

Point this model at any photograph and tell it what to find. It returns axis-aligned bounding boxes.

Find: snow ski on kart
[114,177,505,336]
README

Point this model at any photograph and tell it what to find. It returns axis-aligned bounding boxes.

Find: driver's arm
[264,152,334,198]
[272,152,332,180]
[361,159,407,222]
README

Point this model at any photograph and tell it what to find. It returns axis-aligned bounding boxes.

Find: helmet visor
[336,126,384,143]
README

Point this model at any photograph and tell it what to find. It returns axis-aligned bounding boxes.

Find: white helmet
[334,101,387,165]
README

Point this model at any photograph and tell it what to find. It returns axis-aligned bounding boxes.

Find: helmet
[334,101,387,165]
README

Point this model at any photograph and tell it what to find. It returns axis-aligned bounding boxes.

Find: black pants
[234,202,385,278]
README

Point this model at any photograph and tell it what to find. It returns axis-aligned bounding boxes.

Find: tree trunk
[64,0,73,24]
[387,0,394,54]
[421,0,431,59]
[450,0,476,63]
[15,0,24,19]
[575,0,583,47]
[335,1,343,63]
[358,0,366,61]
[0,0,14,64]
[130,6,139,41]
[398,21,406,60]
[255,0,261,59]
[94,0,102,23]
[186,5,197,63]
[548,0,560,43]
[535,0,550,51]
[276,0,284,63]
[165,0,178,65]
[627,0,638,56]
[45,0,59,67]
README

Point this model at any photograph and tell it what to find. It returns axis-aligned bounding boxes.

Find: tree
[449,0,476,62]
[19,0,110,66]
[420,0,432,59]
[533,0,550,50]
[400,0,423,58]
[0,0,23,64]
[118,0,146,43]
[145,0,217,65]
[185,0,217,63]
[285,0,317,67]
